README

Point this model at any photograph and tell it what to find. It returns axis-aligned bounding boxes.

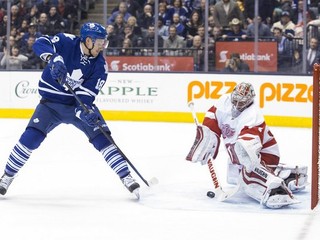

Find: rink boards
[0,71,312,128]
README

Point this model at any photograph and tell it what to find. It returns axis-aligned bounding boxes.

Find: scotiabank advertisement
[215,42,278,72]
[106,56,194,72]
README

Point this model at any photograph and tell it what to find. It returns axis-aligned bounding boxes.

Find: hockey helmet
[231,82,256,118]
[80,22,108,48]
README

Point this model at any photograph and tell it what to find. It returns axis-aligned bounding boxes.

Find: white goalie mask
[231,82,256,118]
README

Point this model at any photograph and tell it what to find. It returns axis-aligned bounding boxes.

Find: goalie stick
[64,81,158,188]
[187,101,240,202]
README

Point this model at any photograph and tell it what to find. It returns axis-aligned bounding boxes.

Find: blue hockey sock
[5,142,32,176]
[101,144,129,178]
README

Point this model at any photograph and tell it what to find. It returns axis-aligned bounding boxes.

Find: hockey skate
[274,164,308,192]
[0,173,15,195]
[121,174,140,199]
[263,185,300,209]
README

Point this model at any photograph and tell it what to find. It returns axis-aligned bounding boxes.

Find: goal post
[312,63,320,210]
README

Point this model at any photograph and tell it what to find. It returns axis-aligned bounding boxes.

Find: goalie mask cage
[312,63,320,210]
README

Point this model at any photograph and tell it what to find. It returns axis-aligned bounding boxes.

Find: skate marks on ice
[139,180,311,213]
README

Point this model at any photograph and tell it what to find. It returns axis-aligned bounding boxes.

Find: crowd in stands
[0,0,85,69]
[0,0,320,73]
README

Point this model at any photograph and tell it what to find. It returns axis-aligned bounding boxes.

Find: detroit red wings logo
[221,124,235,138]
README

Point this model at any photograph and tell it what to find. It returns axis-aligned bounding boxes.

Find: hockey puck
[207,191,215,198]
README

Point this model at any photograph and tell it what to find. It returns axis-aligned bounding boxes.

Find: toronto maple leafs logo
[221,124,235,138]
[63,69,84,90]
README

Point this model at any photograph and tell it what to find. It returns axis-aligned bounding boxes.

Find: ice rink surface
[0,119,319,240]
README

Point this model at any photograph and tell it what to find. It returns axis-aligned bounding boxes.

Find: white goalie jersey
[203,94,280,168]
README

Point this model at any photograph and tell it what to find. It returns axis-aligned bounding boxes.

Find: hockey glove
[75,105,100,127]
[48,53,67,85]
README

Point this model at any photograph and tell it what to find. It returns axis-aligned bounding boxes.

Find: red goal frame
[312,63,320,210]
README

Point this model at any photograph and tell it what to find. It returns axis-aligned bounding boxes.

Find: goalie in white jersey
[186,82,308,208]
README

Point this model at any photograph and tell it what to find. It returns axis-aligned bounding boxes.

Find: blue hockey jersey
[33,33,108,107]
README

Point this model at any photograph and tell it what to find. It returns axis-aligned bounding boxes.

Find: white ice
[0,119,319,240]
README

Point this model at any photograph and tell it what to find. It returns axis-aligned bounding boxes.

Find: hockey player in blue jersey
[0,22,140,198]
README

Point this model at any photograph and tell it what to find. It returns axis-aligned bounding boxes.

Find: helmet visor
[95,38,109,49]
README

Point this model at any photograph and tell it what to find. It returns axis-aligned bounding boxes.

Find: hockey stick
[64,82,158,187]
[187,101,240,201]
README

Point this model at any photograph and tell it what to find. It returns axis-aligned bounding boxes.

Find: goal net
[312,63,320,210]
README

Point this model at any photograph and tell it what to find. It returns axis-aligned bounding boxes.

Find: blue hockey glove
[75,105,100,127]
[48,53,67,85]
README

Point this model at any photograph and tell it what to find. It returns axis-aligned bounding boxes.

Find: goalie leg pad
[227,161,242,185]
[274,164,308,192]
[186,125,220,165]
[240,164,299,209]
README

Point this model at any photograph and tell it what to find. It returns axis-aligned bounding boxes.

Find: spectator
[112,13,125,36]
[186,25,205,47]
[36,0,51,15]
[116,24,140,48]
[306,37,320,73]
[10,27,24,48]
[37,13,50,35]
[20,35,42,69]
[17,19,29,35]
[222,18,247,41]
[106,25,117,48]
[167,0,189,24]
[172,13,186,38]
[244,0,277,23]
[187,35,204,71]
[140,25,164,55]
[0,35,16,53]
[230,52,250,72]
[158,2,171,26]
[107,2,132,25]
[137,4,154,35]
[246,16,272,39]
[126,16,142,37]
[163,25,185,56]
[157,16,169,40]
[271,11,296,33]
[21,23,42,47]
[209,26,222,45]
[56,0,78,32]
[0,45,28,70]
[16,0,32,17]
[273,26,295,72]
[195,0,207,23]
[213,0,245,32]
[0,15,7,39]
[48,6,66,35]
[124,0,141,18]
[291,48,303,73]
[185,10,202,41]
[119,38,134,56]
[25,5,39,25]
[208,15,215,33]
[10,5,23,29]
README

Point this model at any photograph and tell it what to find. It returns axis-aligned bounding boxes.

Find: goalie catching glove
[47,53,68,85]
[75,104,100,127]
[186,125,220,165]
